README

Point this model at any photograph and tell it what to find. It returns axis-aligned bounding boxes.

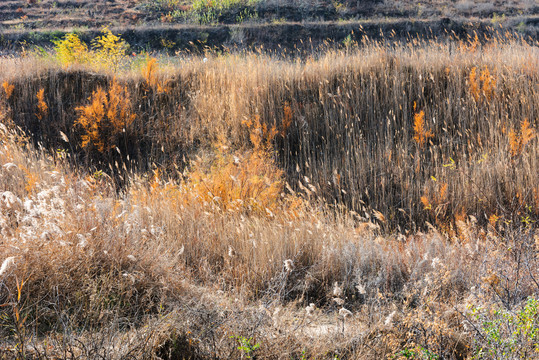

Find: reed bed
[0,36,538,358]
[2,37,538,230]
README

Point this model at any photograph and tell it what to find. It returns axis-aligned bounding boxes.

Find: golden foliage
[187,146,286,215]
[242,115,278,151]
[413,110,433,149]
[53,29,128,70]
[140,116,303,217]
[488,213,499,228]
[35,88,48,121]
[91,28,129,71]
[144,140,304,217]
[469,67,480,102]
[439,183,448,203]
[143,57,158,87]
[142,57,167,93]
[19,164,39,193]
[469,66,496,102]
[53,32,89,68]
[421,195,431,210]
[509,119,536,158]
[2,81,14,100]
[282,102,293,136]
[75,79,135,152]
[480,67,496,101]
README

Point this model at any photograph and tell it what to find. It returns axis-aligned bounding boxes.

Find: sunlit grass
[0,34,538,358]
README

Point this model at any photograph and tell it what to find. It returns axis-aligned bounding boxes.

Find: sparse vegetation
[0,24,538,360]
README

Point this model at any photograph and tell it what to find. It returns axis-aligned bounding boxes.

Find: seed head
[284,259,294,272]
[339,307,352,318]
[356,283,366,295]
[0,256,15,277]
[333,282,343,297]
[305,303,316,316]
[333,297,345,306]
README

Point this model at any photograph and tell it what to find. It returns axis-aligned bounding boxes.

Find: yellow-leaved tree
[52,33,89,68]
[91,28,129,71]
[53,29,128,71]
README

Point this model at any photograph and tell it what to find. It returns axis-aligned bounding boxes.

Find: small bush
[52,32,89,68]
[75,79,135,153]
[470,296,539,359]
[91,28,129,71]
[53,29,128,71]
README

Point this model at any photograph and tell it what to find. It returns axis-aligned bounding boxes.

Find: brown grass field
[0,29,538,359]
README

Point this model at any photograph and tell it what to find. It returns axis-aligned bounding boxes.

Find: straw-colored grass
[0,36,538,358]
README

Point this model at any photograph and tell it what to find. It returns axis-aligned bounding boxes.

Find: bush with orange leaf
[281,102,293,137]
[142,57,167,93]
[2,81,14,100]
[468,66,496,102]
[144,116,304,218]
[35,88,48,121]
[75,79,136,153]
[180,115,303,217]
[509,119,536,159]
[413,110,433,149]
[186,143,287,215]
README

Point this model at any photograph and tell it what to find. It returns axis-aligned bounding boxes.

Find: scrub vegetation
[0,28,538,359]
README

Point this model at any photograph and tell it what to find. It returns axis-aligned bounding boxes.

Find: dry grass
[0,36,538,359]
[3,36,538,228]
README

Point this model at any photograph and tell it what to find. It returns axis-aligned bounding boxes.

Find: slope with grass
[3,34,538,229]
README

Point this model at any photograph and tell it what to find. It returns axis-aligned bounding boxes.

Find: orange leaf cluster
[142,57,167,93]
[75,80,136,152]
[282,102,293,137]
[35,88,48,120]
[2,81,14,100]
[469,67,480,102]
[242,115,278,151]
[509,119,536,158]
[469,66,497,102]
[413,110,433,149]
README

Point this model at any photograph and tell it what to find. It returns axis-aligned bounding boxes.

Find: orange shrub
[35,88,48,121]
[413,110,433,149]
[469,67,480,102]
[480,67,496,101]
[282,102,293,137]
[142,57,167,93]
[509,119,536,158]
[187,145,285,214]
[75,79,136,153]
[469,66,496,102]
[2,81,14,100]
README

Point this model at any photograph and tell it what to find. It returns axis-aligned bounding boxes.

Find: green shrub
[470,296,539,359]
